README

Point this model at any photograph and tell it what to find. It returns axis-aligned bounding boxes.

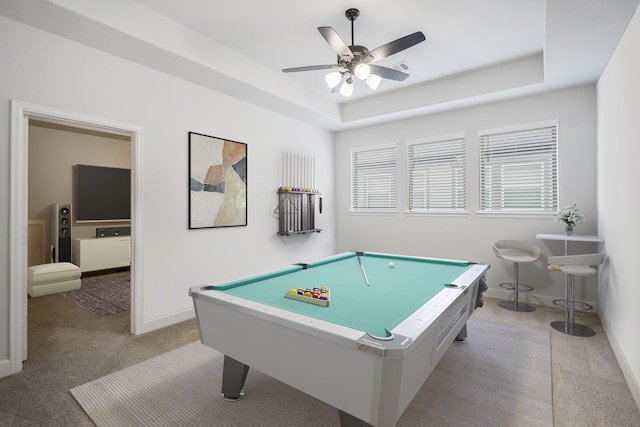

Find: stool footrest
[499,282,534,292]
[552,299,593,312]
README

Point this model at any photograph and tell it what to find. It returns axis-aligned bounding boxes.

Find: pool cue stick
[357,254,370,286]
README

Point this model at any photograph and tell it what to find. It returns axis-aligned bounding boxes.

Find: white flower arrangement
[554,203,585,226]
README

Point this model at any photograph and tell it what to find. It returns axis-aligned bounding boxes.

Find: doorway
[9,100,143,375]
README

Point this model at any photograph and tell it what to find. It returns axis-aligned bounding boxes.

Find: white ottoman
[27,262,81,297]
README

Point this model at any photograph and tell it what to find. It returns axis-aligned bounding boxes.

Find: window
[407,135,466,212]
[479,121,558,212]
[351,145,396,210]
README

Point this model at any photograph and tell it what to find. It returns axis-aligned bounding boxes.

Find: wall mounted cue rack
[276,188,322,236]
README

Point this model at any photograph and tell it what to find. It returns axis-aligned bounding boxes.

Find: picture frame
[188,132,247,229]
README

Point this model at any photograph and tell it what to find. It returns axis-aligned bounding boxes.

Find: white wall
[597,3,640,406]
[335,86,599,306]
[0,16,336,370]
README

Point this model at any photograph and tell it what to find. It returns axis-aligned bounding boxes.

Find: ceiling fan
[282,8,426,97]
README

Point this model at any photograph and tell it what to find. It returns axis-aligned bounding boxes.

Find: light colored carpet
[71,316,552,427]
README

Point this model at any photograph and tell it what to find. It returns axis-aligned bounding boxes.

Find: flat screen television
[76,164,131,222]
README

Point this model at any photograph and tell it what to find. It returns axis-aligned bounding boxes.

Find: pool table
[190,252,489,427]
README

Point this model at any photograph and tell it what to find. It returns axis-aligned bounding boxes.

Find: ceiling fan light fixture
[354,62,371,80]
[365,74,382,90]
[325,71,343,88]
[340,78,354,97]
[282,8,425,98]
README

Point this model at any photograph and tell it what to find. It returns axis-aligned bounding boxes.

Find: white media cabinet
[72,236,131,273]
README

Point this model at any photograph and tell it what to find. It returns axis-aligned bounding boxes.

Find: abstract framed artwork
[189,132,247,229]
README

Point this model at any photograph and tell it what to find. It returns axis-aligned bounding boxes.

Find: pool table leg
[339,410,374,427]
[221,355,249,401]
[455,323,468,341]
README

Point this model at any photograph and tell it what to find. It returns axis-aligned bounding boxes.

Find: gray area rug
[71,316,552,426]
[62,271,130,317]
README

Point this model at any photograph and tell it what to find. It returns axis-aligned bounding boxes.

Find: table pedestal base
[551,320,595,337]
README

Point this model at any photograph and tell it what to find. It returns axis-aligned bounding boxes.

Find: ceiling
[2,0,639,131]
[135,0,545,101]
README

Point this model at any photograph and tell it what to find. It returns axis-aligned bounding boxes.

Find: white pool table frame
[190,257,489,427]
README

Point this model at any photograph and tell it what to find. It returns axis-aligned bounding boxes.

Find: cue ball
[388,262,395,268]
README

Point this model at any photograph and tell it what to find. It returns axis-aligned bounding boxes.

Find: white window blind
[479,122,558,212]
[408,136,466,211]
[351,145,397,209]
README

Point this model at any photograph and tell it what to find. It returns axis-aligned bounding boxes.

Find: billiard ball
[388,262,395,268]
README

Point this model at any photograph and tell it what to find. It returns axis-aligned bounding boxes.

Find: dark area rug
[62,271,130,317]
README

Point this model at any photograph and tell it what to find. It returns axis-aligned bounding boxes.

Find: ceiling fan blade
[282,64,343,73]
[368,31,426,61]
[369,64,410,81]
[318,26,354,59]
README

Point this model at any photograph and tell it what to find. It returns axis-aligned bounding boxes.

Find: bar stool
[548,253,605,337]
[492,240,540,312]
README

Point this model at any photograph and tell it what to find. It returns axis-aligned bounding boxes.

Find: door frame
[9,99,144,374]
[27,219,47,266]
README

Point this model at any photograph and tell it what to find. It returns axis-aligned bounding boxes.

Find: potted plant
[554,203,585,235]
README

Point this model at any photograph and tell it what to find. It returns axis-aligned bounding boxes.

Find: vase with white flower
[554,203,585,235]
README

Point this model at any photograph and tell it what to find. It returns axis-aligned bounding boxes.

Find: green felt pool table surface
[211,252,473,338]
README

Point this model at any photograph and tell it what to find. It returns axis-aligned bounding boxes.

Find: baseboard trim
[0,358,13,379]
[136,307,195,335]
[484,288,599,312]
[599,312,640,409]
